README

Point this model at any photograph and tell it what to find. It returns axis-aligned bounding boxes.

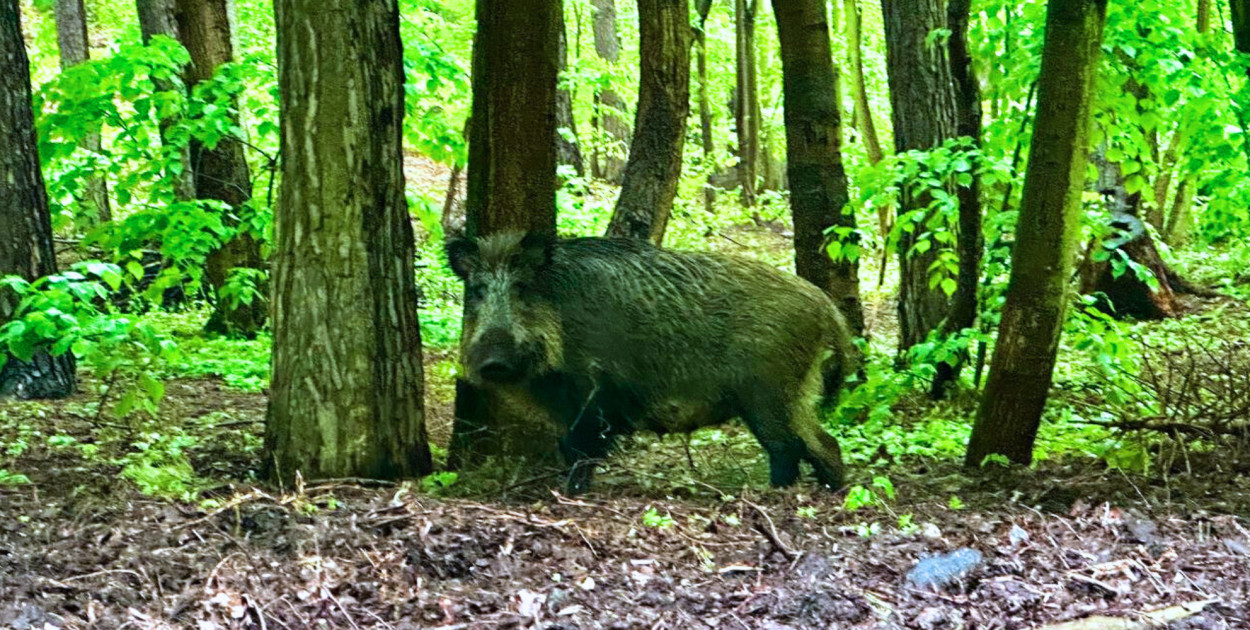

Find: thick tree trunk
[930,0,984,398]
[605,0,690,243]
[772,0,862,337]
[696,0,715,212]
[55,0,111,224]
[266,0,430,482]
[555,14,584,179]
[966,0,1106,468]
[451,0,562,467]
[590,0,629,183]
[136,0,196,201]
[174,0,266,338]
[882,0,959,353]
[1,0,76,399]
[734,0,760,206]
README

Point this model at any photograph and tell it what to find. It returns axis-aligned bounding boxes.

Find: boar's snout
[468,327,527,384]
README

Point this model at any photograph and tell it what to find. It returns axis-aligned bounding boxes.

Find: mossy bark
[265,0,430,483]
[606,0,690,244]
[966,0,1107,467]
[771,0,862,337]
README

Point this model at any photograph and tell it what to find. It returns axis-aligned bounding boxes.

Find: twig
[744,499,796,561]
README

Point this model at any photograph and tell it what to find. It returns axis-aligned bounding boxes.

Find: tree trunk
[174,0,266,338]
[590,0,628,183]
[1164,176,1196,245]
[965,0,1106,468]
[451,0,561,467]
[605,0,690,244]
[1198,0,1212,33]
[0,0,76,400]
[883,0,959,353]
[265,0,431,483]
[136,0,196,201]
[734,0,760,206]
[1233,0,1250,57]
[771,0,862,337]
[555,13,584,179]
[930,0,984,398]
[844,0,883,166]
[55,0,111,224]
[696,0,715,213]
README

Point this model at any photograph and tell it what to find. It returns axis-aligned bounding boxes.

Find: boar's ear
[516,231,555,271]
[445,236,479,280]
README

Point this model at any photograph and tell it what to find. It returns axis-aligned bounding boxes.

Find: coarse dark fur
[447,231,856,493]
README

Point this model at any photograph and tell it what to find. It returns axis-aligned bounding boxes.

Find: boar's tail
[818,306,860,412]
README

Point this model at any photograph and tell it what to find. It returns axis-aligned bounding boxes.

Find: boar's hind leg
[739,392,808,487]
[740,388,845,490]
[790,406,845,490]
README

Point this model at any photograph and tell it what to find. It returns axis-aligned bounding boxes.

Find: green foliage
[0,264,178,417]
[118,432,202,500]
[641,506,675,528]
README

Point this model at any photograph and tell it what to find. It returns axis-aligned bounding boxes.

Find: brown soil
[2,377,1250,629]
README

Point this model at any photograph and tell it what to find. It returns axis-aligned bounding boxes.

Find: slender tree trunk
[734,0,760,206]
[930,0,984,398]
[136,0,196,201]
[844,0,883,165]
[605,0,690,243]
[55,0,111,224]
[1,0,76,400]
[966,0,1106,467]
[265,0,431,483]
[882,0,959,353]
[451,0,562,467]
[590,0,629,182]
[696,0,715,213]
[555,12,585,178]
[173,0,266,338]
[1164,176,1196,245]
[1198,0,1212,33]
[772,0,862,337]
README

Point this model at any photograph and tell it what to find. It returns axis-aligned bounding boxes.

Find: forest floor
[5,160,1250,629]
[2,375,1250,630]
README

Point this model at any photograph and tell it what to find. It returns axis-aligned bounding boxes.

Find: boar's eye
[466,284,486,302]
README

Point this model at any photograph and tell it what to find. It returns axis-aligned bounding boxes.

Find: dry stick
[744,499,796,561]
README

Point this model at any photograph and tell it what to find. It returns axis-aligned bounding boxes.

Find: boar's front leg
[531,373,620,494]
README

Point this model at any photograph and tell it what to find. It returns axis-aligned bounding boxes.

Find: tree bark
[771,0,862,337]
[590,0,629,182]
[55,0,111,224]
[605,0,690,243]
[734,0,760,206]
[174,0,266,338]
[555,12,584,179]
[696,0,715,212]
[966,0,1106,468]
[265,0,431,483]
[844,0,883,165]
[136,0,196,202]
[882,0,959,353]
[451,0,561,467]
[1,0,76,399]
[465,0,560,237]
[930,0,984,398]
